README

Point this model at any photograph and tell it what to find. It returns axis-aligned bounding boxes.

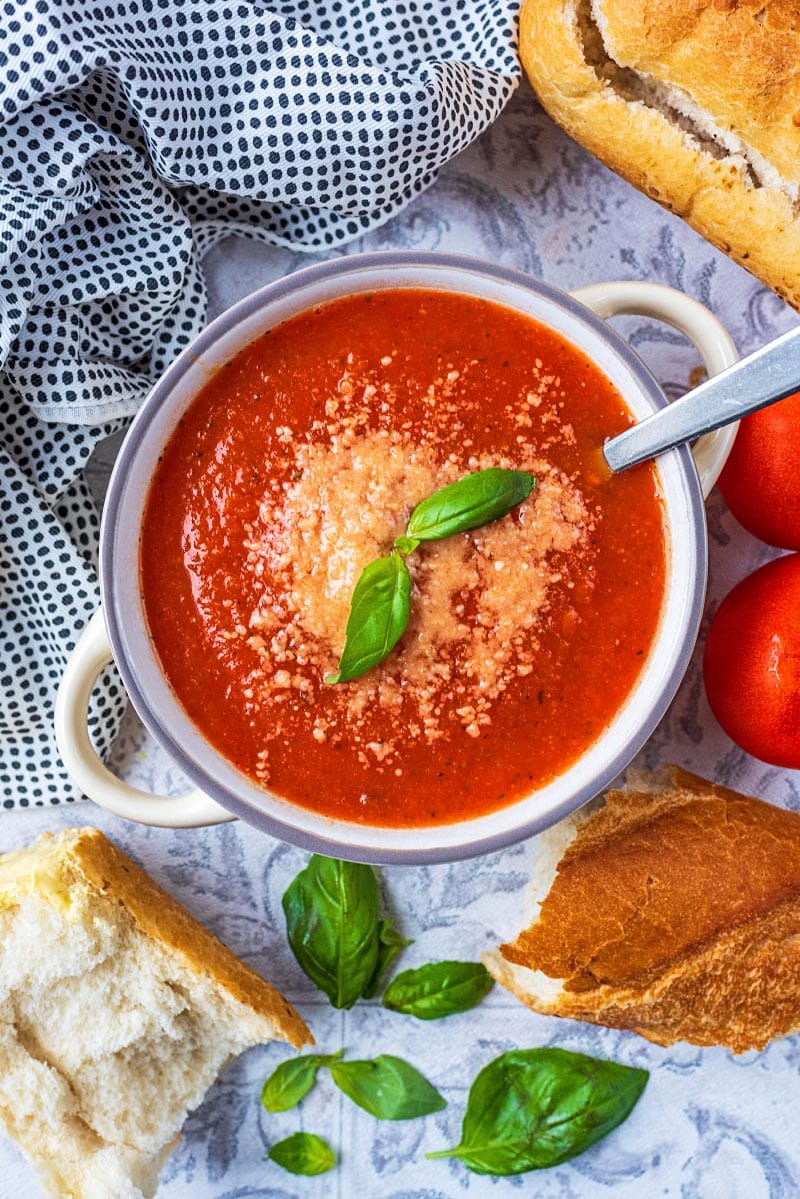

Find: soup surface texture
[141,289,666,827]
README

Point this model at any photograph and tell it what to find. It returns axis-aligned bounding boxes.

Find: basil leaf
[325,550,411,684]
[427,1048,648,1174]
[362,919,413,999]
[268,1132,336,1176]
[261,1049,343,1112]
[406,468,535,542]
[282,856,380,1008]
[382,960,493,1019]
[330,1054,446,1120]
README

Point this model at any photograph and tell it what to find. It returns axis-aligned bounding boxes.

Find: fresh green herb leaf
[261,1049,343,1113]
[282,856,380,1008]
[362,919,413,999]
[330,1054,446,1120]
[393,534,420,556]
[382,960,493,1019]
[325,550,411,684]
[427,1048,648,1175]
[268,1132,336,1176]
[406,468,535,543]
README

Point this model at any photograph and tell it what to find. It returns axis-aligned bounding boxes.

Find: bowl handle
[55,609,235,827]
[570,281,739,496]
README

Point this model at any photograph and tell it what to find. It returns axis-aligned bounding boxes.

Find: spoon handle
[604,323,800,474]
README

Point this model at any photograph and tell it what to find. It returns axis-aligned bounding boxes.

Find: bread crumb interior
[0,886,272,1199]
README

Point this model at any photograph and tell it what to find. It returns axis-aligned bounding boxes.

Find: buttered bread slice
[0,827,310,1199]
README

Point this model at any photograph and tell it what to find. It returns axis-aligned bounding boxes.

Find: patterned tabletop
[4,81,800,1199]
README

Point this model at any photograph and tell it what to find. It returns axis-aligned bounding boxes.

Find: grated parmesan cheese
[230,358,597,769]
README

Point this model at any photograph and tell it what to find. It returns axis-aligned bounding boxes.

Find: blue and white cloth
[0,0,520,809]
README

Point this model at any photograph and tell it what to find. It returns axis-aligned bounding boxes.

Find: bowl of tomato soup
[56,253,737,862]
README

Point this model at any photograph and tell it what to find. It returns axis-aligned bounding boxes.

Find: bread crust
[597,0,800,185]
[490,767,800,1052]
[519,0,800,309]
[60,828,310,1050]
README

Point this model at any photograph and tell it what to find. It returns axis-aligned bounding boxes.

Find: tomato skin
[703,554,800,768]
[717,391,800,550]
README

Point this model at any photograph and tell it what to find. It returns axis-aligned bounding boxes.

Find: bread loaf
[519,0,800,309]
[0,827,310,1199]
[485,767,800,1052]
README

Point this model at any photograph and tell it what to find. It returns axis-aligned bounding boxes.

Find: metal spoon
[604,323,800,474]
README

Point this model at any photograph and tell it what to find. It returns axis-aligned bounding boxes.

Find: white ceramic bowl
[56,252,738,863]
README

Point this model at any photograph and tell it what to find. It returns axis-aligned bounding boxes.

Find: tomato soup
[140,290,666,827]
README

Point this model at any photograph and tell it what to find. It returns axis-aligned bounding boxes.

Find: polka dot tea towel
[0,1,520,809]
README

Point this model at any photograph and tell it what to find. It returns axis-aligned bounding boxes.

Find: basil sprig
[282,855,410,1008]
[261,1049,343,1113]
[326,467,535,684]
[268,1131,336,1176]
[427,1048,648,1175]
[324,551,411,685]
[330,1054,446,1120]
[382,961,493,1020]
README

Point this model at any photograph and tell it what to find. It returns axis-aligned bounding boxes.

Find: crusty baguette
[0,827,311,1199]
[519,0,800,309]
[484,767,800,1052]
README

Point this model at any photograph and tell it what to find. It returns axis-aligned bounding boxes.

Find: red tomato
[703,554,800,768]
[717,391,800,549]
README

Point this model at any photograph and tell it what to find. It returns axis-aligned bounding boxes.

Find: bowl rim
[100,249,707,863]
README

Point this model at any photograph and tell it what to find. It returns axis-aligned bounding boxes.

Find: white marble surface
[6,80,800,1199]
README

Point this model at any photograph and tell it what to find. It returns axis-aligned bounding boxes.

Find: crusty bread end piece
[485,767,800,1052]
[0,827,311,1199]
[519,0,800,309]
